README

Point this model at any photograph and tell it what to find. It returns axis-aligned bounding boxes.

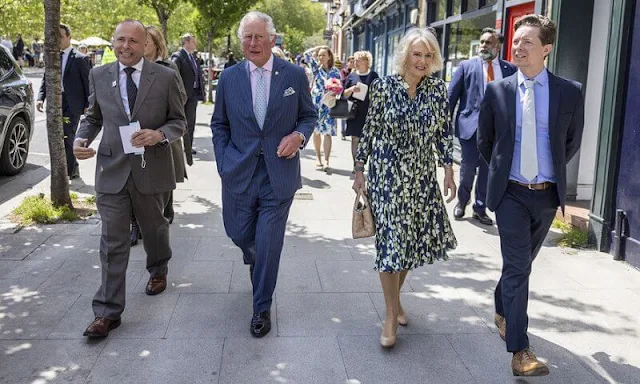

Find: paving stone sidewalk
[1,104,640,384]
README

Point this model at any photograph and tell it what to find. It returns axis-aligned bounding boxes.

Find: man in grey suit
[211,11,316,338]
[74,20,186,338]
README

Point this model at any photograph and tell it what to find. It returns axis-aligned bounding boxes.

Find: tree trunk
[207,31,214,103]
[157,8,169,44]
[43,0,72,208]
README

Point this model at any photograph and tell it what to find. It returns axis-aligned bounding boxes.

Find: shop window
[466,0,479,12]
[452,0,462,16]
[374,37,385,75]
[386,31,403,75]
[444,11,496,82]
[436,0,447,21]
[482,0,497,6]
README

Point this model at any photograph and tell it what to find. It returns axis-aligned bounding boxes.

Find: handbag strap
[353,188,368,212]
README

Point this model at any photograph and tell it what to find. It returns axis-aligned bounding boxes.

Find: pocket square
[283,87,296,97]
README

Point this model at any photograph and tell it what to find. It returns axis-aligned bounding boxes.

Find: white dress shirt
[483,58,503,89]
[118,58,144,120]
[60,46,73,91]
[248,54,273,108]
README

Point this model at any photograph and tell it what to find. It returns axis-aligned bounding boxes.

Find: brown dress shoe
[494,313,506,341]
[145,275,167,295]
[83,317,121,338]
[512,348,550,376]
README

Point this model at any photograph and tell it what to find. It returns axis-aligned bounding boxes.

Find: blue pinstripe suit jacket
[211,57,316,199]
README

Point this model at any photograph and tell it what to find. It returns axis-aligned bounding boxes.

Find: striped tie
[254,67,267,129]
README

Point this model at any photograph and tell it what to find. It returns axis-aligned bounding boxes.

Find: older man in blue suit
[448,28,516,225]
[211,11,316,338]
[479,15,584,376]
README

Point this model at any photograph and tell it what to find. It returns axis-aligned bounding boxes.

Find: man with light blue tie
[448,28,516,225]
[478,15,584,376]
[211,11,316,338]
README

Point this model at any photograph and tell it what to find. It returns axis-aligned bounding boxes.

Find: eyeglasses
[242,34,269,43]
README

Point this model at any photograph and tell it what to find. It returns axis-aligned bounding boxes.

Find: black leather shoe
[473,211,494,225]
[250,310,271,338]
[249,264,254,286]
[130,223,142,246]
[453,203,465,220]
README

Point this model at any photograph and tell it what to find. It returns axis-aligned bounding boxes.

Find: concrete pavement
[1,103,640,383]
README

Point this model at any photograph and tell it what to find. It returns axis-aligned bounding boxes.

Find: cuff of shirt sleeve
[294,131,305,149]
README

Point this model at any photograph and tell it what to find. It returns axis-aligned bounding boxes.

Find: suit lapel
[238,61,260,131]
[499,60,510,78]
[506,75,518,139]
[63,48,74,79]
[475,58,485,97]
[547,72,561,152]
[109,62,129,120]
[131,59,156,119]
[265,58,285,130]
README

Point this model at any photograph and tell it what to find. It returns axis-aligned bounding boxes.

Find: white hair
[237,11,277,41]
[394,28,443,76]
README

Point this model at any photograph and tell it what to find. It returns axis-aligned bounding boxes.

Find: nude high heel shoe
[380,321,398,348]
[397,313,408,326]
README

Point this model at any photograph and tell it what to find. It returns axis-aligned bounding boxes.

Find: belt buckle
[527,183,535,190]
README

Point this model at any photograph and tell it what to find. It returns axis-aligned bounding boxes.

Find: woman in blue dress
[352,28,457,348]
[305,46,341,171]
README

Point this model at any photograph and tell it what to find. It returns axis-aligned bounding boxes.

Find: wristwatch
[159,131,169,146]
[295,131,306,147]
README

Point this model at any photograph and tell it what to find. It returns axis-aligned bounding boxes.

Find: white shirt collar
[119,57,145,73]
[248,54,274,73]
[482,57,499,66]
[61,46,73,55]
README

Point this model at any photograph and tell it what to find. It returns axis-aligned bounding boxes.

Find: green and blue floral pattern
[356,75,457,272]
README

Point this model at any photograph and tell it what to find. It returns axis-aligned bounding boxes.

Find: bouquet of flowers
[322,78,343,108]
[324,78,344,95]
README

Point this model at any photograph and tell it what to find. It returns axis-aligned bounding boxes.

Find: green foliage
[0,0,45,39]
[85,195,97,204]
[252,0,325,37]
[13,194,78,225]
[166,2,198,49]
[552,219,590,249]
[69,192,79,201]
[282,26,305,55]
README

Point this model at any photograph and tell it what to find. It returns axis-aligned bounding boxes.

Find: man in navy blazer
[37,23,91,179]
[478,15,584,376]
[211,11,316,338]
[448,28,516,225]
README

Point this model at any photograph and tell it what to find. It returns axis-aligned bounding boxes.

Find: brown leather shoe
[83,317,121,338]
[145,275,167,296]
[512,348,550,376]
[494,313,506,341]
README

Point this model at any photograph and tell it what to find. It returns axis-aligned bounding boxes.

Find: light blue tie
[254,67,268,129]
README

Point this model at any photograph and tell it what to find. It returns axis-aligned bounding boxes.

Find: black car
[0,45,34,175]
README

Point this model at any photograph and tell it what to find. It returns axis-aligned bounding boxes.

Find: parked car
[202,61,225,90]
[0,45,34,175]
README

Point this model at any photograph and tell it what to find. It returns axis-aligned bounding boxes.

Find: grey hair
[237,11,277,41]
[180,33,195,46]
[394,28,443,76]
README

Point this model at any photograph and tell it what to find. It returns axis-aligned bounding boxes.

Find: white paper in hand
[119,121,144,155]
[352,82,368,101]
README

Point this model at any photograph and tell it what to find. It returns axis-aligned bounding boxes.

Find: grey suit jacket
[77,59,187,195]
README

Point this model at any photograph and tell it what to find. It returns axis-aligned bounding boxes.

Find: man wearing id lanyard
[73,19,186,338]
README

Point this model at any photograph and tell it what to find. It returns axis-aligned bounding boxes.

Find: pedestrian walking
[211,11,316,338]
[478,15,584,376]
[171,33,205,158]
[448,28,517,225]
[341,50,379,164]
[36,24,91,180]
[13,34,24,67]
[352,27,457,348]
[74,19,186,338]
[304,45,341,171]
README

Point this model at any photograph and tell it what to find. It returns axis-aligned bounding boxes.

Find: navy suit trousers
[494,183,559,352]
[222,157,294,314]
[458,133,488,213]
[62,95,80,176]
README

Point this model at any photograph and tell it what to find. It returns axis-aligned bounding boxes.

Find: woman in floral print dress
[353,28,458,348]
[305,46,342,171]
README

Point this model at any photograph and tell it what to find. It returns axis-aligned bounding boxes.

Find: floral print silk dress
[356,75,458,272]
[306,53,342,135]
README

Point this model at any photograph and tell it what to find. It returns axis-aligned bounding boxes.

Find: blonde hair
[146,26,168,60]
[394,28,443,76]
[353,50,372,69]
[272,46,285,58]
